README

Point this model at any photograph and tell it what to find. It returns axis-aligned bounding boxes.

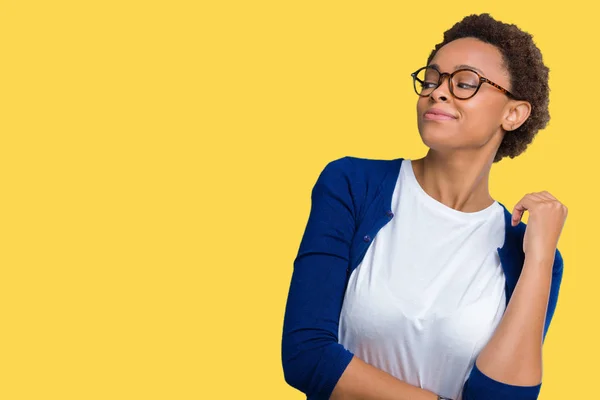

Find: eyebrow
[429,63,486,75]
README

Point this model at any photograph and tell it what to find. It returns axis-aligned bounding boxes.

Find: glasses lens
[414,67,439,96]
[451,70,480,99]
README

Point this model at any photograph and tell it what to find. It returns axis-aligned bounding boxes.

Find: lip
[424,108,457,120]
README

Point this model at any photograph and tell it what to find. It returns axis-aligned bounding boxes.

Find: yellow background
[1,1,595,399]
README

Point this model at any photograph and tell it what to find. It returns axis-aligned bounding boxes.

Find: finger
[538,190,557,201]
[512,194,539,226]
[528,192,547,201]
[512,199,528,226]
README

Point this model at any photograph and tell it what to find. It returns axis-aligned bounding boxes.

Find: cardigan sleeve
[281,157,357,399]
[462,248,564,400]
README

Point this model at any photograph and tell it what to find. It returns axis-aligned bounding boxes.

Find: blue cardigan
[281,156,564,400]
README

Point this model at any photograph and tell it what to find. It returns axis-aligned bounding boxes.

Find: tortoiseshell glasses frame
[411,65,516,100]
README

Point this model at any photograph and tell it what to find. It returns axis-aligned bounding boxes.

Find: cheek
[461,100,504,132]
[416,99,435,128]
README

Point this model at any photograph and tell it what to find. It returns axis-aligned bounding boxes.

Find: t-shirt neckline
[403,158,499,220]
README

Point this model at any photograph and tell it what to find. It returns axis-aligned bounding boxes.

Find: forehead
[430,37,507,79]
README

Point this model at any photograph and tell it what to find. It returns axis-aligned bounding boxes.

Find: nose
[430,73,452,102]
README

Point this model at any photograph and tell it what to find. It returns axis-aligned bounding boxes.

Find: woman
[281,13,567,400]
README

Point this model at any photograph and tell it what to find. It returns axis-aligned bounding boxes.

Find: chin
[418,124,458,147]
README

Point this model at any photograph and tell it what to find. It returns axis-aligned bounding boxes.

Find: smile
[424,112,457,121]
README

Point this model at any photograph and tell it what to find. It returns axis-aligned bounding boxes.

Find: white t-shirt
[338,158,507,400]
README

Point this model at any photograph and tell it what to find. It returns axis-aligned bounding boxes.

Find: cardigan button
[363,235,371,242]
[386,210,394,218]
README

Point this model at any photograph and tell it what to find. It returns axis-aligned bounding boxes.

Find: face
[416,37,518,154]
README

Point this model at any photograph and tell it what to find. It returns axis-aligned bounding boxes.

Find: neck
[411,149,496,213]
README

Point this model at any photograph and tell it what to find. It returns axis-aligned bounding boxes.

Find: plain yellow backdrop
[0,1,596,399]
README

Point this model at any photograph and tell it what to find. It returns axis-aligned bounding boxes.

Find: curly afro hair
[426,13,550,163]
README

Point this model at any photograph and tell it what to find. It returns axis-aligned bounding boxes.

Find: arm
[462,251,563,400]
[330,356,438,400]
[463,192,566,400]
[476,253,560,384]
[281,157,439,400]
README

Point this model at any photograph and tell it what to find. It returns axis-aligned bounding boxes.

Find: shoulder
[317,155,402,190]
[312,155,403,223]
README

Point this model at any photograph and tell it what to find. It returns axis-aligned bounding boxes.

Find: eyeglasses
[411,65,515,100]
